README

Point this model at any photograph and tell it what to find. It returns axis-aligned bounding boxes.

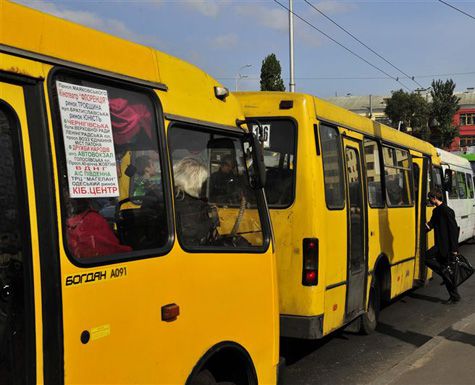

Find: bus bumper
[280,314,323,339]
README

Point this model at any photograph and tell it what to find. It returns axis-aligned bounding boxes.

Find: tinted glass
[53,75,169,261]
[363,139,384,207]
[250,120,295,207]
[383,146,413,207]
[449,170,458,199]
[456,171,467,199]
[466,173,474,199]
[346,147,364,271]
[168,125,265,249]
[0,108,27,383]
[320,124,345,209]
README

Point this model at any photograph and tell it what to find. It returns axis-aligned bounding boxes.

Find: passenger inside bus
[174,157,219,246]
[210,155,240,203]
[66,198,132,258]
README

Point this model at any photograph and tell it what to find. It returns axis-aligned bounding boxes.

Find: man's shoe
[443,297,460,305]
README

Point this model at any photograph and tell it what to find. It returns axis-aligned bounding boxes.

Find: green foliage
[429,79,460,148]
[260,53,285,91]
[384,79,460,148]
[384,90,430,140]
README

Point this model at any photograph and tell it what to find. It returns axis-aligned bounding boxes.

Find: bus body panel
[1,2,279,383]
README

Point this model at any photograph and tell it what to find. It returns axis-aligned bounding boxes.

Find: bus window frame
[47,67,175,268]
[318,122,346,211]
[244,116,298,210]
[167,120,272,254]
[381,143,415,208]
[363,137,385,209]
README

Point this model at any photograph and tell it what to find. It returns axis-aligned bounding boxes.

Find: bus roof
[437,148,473,171]
[234,91,438,157]
[0,0,242,127]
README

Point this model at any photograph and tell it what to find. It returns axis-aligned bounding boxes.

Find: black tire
[360,279,381,335]
[190,370,218,385]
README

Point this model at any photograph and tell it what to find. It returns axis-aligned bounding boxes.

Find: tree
[260,53,285,91]
[429,79,460,148]
[384,89,430,139]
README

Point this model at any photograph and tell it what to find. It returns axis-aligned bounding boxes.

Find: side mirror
[443,169,452,192]
[242,132,266,190]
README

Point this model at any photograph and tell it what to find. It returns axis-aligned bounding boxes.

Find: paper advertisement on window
[56,81,119,198]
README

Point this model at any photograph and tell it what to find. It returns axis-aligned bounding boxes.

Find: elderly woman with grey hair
[173,157,218,246]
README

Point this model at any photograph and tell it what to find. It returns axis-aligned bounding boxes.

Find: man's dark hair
[428,188,444,201]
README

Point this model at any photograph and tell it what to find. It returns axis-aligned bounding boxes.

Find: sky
[13,0,475,98]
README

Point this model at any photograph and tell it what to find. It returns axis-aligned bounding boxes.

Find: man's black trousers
[425,246,461,301]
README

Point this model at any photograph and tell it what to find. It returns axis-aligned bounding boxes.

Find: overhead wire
[272,0,412,91]
[303,0,425,89]
[437,0,475,21]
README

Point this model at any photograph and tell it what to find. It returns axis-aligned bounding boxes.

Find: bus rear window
[251,120,296,208]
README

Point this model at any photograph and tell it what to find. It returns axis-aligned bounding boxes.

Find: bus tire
[190,370,218,385]
[360,280,380,335]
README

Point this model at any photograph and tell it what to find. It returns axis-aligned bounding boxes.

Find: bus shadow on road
[280,333,339,365]
[407,292,445,303]
[376,322,432,347]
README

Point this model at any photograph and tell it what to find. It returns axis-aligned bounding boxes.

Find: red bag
[67,210,132,258]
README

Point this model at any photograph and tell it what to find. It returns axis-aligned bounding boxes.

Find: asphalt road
[281,241,475,385]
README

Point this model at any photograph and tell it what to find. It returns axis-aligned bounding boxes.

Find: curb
[367,312,475,385]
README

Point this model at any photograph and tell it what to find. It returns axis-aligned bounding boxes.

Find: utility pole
[289,0,295,92]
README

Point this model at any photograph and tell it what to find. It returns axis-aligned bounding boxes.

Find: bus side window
[168,125,266,250]
[53,75,169,261]
[383,146,413,207]
[456,171,467,199]
[363,139,384,207]
[319,124,345,209]
[466,173,474,199]
[449,170,458,199]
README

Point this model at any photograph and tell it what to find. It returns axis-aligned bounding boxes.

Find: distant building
[326,90,475,151]
[325,95,391,125]
[450,91,475,152]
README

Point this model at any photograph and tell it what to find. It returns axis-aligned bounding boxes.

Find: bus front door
[343,139,367,320]
[0,80,37,385]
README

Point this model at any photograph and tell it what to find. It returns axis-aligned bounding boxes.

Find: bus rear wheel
[359,280,380,335]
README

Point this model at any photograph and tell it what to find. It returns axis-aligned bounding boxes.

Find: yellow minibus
[235,91,437,339]
[0,1,280,384]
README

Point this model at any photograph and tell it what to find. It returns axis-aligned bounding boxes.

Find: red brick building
[450,92,475,151]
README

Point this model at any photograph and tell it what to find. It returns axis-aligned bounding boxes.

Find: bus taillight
[302,238,318,286]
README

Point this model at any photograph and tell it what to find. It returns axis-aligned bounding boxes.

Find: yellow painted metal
[1,1,279,383]
[235,91,440,338]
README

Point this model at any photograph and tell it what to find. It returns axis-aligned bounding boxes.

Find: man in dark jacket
[425,188,460,304]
